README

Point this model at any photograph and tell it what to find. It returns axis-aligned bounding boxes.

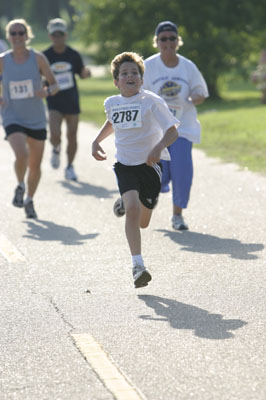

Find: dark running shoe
[51,147,60,169]
[132,265,152,288]
[113,198,125,217]
[12,185,25,208]
[24,200,37,219]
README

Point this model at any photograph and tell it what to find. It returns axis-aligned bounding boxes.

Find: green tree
[24,0,75,28]
[0,0,75,30]
[73,0,266,98]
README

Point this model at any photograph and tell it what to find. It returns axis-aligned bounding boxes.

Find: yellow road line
[72,333,146,400]
[0,233,26,263]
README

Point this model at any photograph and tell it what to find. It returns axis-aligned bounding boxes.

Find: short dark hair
[111,52,145,80]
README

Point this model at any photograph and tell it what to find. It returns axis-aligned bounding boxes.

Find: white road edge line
[72,333,147,400]
[0,233,26,263]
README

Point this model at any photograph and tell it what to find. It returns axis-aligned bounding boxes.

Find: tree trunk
[206,81,221,100]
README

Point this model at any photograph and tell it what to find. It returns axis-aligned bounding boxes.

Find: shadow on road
[23,219,99,245]
[138,295,247,339]
[59,180,118,198]
[157,229,264,260]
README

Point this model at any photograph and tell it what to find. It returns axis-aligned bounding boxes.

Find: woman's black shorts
[4,124,47,141]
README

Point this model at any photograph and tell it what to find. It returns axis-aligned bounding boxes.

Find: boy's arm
[92,120,114,161]
[146,125,178,166]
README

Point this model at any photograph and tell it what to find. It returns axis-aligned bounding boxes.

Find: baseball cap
[155,21,178,36]
[47,18,67,34]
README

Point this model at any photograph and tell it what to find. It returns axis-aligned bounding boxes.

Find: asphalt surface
[0,121,265,400]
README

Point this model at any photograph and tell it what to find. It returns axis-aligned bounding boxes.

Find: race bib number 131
[111,103,142,129]
[9,79,34,99]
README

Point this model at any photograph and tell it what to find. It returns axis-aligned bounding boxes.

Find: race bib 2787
[111,103,142,129]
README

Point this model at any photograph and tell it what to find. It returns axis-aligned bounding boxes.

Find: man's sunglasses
[10,31,26,36]
[51,32,65,37]
[159,36,177,42]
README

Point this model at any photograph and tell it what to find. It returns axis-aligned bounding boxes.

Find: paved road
[0,121,265,400]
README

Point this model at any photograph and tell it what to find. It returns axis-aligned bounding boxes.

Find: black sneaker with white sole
[24,200,37,219]
[132,265,152,288]
[12,185,25,208]
[113,197,125,217]
[51,147,60,169]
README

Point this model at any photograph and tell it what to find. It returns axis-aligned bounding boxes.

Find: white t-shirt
[143,54,209,143]
[104,89,179,166]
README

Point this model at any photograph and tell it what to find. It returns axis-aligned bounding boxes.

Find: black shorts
[48,107,80,116]
[4,124,47,141]
[114,162,162,209]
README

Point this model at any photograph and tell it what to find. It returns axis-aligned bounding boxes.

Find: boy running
[92,52,179,288]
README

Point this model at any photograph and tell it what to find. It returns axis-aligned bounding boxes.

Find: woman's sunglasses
[159,36,177,42]
[10,31,26,36]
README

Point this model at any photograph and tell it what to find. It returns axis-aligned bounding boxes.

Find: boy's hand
[146,144,162,166]
[92,141,106,161]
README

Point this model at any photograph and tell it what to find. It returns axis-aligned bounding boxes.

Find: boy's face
[114,62,143,97]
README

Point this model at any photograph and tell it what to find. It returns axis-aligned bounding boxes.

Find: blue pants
[160,137,193,209]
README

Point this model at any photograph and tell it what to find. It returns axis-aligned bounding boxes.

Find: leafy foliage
[72,0,266,98]
[0,0,75,31]
[2,0,266,98]
[78,75,266,174]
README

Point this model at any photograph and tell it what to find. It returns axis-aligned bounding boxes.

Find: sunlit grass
[29,33,266,175]
[196,82,266,174]
[31,30,95,59]
[78,75,266,174]
[78,75,116,125]
[197,105,266,173]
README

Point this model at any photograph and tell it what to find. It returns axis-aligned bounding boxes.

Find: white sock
[54,144,61,152]
[24,196,33,205]
[18,182,25,190]
[132,254,144,267]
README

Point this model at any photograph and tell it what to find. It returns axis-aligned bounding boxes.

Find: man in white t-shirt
[92,52,179,288]
[143,21,209,231]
